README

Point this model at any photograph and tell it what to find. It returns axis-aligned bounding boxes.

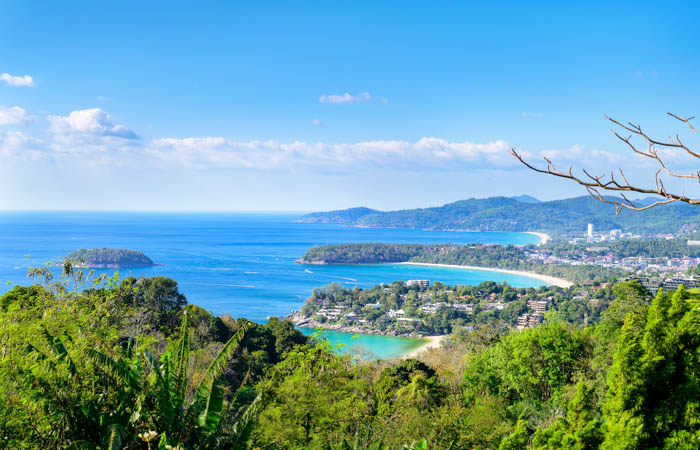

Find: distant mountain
[298,207,380,224]
[512,195,540,204]
[298,196,700,235]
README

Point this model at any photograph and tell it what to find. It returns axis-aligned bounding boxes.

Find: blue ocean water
[0,212,541,322]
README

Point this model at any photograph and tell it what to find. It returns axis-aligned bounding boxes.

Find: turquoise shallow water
[298,327,428,359]
[0,212,542,356]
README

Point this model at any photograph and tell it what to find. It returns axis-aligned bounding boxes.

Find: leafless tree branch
[511,113,700,213]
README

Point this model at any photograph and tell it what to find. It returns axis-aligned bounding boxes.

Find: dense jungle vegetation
[1,264,699,448]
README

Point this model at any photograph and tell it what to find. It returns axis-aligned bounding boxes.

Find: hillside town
[289,279,586,336]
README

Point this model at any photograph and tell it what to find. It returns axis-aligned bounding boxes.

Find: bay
[0,212,542,355]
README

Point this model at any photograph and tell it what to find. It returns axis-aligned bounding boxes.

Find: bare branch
[668,112,700,135]
[511,113,700,213]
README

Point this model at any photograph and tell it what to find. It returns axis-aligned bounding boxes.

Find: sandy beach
[402,335,445,359]
[398,262,572,288]
[524,231,551,245]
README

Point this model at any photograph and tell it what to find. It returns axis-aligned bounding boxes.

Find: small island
[66,248,156,268]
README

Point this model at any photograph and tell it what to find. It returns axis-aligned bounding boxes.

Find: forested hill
[298,195,700,235]
[300,243,617,284]
[66,248,155,268]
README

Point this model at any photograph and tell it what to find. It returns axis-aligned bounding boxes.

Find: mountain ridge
[298,196,700,235]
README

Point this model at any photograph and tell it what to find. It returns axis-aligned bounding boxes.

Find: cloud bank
[0,106,678,179]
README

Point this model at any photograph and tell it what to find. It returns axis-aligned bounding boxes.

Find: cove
[298,327,429,359]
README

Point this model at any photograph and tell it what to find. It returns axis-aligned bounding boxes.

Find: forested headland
[300,243,619,284]
[293,280,614,336]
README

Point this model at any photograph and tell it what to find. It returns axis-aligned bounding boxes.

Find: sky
[1,1,700,211]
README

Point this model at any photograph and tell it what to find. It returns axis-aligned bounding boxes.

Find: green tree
[532,380,603,449]
[499,415,529,449]
[254,341,372,448]
[602,286,700,448]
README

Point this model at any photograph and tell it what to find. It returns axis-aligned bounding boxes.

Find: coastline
[524,231,551,245]
[402,335,445,359]
[291,317,424,338]
[398,262,572,288]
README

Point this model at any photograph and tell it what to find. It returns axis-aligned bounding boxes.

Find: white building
[406,279,430,290]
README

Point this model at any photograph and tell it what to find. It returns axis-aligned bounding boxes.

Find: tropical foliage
[2,266,699,448]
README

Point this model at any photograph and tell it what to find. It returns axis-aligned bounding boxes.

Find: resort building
[517,313,542,330]
[406,279,430,290]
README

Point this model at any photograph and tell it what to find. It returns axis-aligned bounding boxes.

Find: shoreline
[524,231,551,245]
[293,320,442,358]
[292,317,424,338]
[402,335,445,359]
[398,262,573,288]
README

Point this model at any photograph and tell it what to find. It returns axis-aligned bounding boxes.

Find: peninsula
[298,242,616,285]
[66,248,156,268]
[289,279,583,338]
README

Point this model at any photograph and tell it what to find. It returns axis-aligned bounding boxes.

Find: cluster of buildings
[571,223,699,245]
[303,278,557,333]
[569,224,642,244]
[517,313,542,330]
[406,279,431,290]
[627,276,700,295]
[515,296,552,330]
[526,248,700,275]
[420,302,474,314]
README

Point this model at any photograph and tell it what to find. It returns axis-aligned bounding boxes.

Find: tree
[499,415,529,450]
[532,380,603,449]
[463,322,591,407]
[512,113,700,213]
[254,341,373,448]
[374,359,444,416]
[120,276,188,331]
[602,286,700,448]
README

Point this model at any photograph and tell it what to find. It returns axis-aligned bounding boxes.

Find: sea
[0,212,542,358]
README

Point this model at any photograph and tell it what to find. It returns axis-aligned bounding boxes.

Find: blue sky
[1,1,699,211]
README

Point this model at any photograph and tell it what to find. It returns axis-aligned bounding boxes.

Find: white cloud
[521,112,543,119]
[0,106,30,125]
[1,73,35,87]
[312,118,321,126]
[48,108,138,140]
[147,137,515,171]
[0,130,44,158]
[319,92,371,104]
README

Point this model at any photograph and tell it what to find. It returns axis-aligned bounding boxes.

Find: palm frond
[197,378,226,434]
[186,323,247,430]
[174,312,190,409]
[87,349,141,390]
[104,423,129,450]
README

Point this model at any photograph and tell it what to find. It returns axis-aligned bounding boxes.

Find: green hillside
[299,196,700,235]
